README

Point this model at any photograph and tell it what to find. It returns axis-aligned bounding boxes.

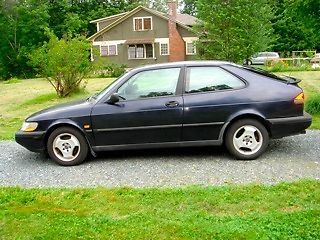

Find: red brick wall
[168,0,185,62]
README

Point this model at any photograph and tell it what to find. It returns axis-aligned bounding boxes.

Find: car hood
[27,99,94,122]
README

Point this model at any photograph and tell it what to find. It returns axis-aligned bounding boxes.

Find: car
[245,52,280,65]
[15,61,312,166]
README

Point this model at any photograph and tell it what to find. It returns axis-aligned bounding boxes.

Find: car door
[91,67,184,147]
[182,66,246,141]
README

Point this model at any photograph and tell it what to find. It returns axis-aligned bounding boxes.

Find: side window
[117,68,181,100]
[185,67,245,94]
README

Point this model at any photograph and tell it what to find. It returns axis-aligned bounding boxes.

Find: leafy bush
[306,94,320,114]
[30,34,92,97]
[104,63,127,78]
[3,77,21,84]
[93,63,127,78]
[266,59,316,72]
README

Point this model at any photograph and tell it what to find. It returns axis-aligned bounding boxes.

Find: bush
[103,63,127,78]
[3,77,21,84]
[306,94,320,115]
[30,34,92,97]
[265,59,315,72]
[93,63,127,78]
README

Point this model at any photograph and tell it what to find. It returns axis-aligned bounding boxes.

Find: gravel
[0,130,319,188]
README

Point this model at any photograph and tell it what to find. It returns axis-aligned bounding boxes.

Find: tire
[225,119,269,160]
[47,127,88,166]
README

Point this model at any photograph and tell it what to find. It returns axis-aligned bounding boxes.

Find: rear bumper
[15,131,46,153]
[267,112,312,139]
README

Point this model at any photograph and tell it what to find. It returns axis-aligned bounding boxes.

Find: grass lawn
[0,180,319,239]
[0,71,319,140]
[0,78,114,140]
[281,71,320,129]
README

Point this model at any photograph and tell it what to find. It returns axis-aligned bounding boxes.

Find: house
[88,0,199,68]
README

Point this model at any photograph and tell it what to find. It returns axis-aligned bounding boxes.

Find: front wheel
[225,119,269,160]
[47,127,88,166]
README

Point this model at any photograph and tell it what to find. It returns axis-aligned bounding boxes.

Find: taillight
[294,92,304,104]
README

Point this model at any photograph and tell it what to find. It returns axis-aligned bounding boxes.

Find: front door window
[117,68,181,101]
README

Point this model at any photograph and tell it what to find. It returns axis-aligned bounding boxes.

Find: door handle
[165,101,180,108]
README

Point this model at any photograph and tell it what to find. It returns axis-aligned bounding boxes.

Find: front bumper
[15,131,46,153]
[267,112,312,139]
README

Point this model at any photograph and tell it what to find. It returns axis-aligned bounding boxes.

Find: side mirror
[107,93,120,104]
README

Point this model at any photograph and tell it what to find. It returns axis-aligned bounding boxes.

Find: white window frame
[186,42,196,55]
[160,43,169,56]
[128,44,155,60]
[100,44,118,56]
[133,17,153,31]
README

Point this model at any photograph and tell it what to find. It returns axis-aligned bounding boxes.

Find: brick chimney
[168,0,185,62]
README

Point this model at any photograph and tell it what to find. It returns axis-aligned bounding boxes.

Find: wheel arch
[221,112,271,142]
[44,119,96,157]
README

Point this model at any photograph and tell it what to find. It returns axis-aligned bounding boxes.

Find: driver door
[91,67,183,147]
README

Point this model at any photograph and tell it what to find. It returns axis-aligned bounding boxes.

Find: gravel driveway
[0,130,319,188]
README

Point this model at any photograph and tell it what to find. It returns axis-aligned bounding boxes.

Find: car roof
[132,61,237,71]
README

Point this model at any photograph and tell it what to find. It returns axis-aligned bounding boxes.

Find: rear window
[243,66,288,83]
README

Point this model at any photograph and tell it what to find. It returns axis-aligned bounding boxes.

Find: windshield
[94,72,130,102]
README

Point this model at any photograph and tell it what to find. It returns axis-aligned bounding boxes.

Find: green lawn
[0,71,319,140]
[0,180,319,239]
[0,78,114,140]
[280,71,320,129]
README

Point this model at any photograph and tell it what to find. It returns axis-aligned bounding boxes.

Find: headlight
[21,122,38,132]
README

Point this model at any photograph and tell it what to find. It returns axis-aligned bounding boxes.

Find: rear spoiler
[281,75,302,85]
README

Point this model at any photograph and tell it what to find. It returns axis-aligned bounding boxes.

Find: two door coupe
[16,61,312,166]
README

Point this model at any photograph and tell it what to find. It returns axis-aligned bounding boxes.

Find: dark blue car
[15,61,312,166]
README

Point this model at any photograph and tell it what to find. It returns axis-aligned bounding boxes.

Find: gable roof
[145,8,198,26]
[176,14,197,26]
[88,6,197,41]
[89,12,129,24]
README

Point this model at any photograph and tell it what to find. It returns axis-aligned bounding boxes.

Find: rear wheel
[47,127,88,166]
[225,119,269,160]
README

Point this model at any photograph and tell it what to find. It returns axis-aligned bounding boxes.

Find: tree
[181,0,197,16]
[0,0,49,79]
[30,34,92,97]
[136,0,168,12]
[196,0,274,63]
[272,0,320,52]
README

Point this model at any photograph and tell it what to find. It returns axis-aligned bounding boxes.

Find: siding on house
[98,17,122,31]
[89,5,198,68]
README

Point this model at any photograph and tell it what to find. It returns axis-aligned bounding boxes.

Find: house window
[160,43,169,55]
[128,44,154,59]
[186,42,196,55]
[100,45,118,56]
[100,46,108,56]
[134,17,152,31]
[108,45,117,55]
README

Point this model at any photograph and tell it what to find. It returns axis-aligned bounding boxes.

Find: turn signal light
[294,92,304,104]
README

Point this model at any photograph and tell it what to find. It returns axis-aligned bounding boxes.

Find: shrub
[30,34,92,97]
[265,59,315,72]
[306,94,320,115]
[103,63,126,78]
[3,77,21,84]
[93,63,127,78]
